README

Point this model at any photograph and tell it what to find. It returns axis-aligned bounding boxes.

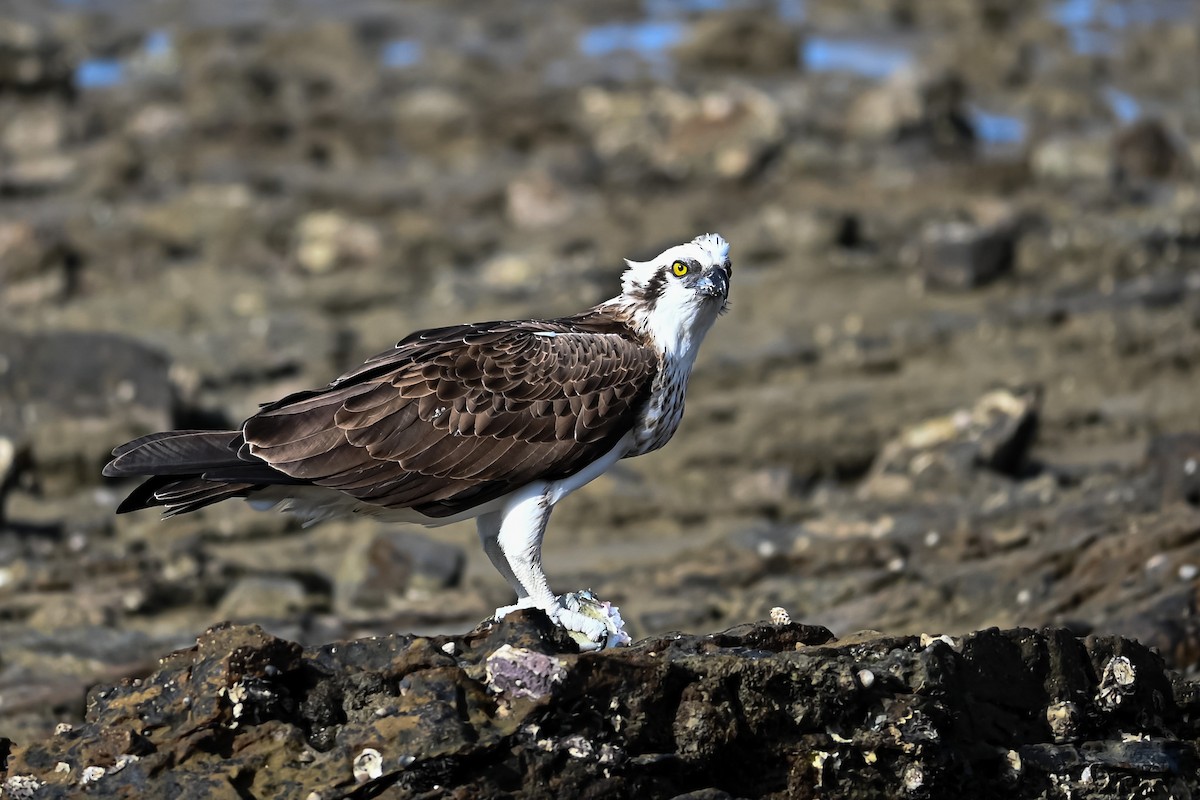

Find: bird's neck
[596,295,715,367]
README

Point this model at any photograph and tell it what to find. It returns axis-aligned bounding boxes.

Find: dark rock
[918,219,1019,291]
[1112,118,1188,185]
[0,621,1196,798]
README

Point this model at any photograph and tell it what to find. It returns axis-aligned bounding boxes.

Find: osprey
[104,233,732,649]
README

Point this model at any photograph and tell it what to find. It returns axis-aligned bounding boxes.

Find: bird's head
[613,233,731,357]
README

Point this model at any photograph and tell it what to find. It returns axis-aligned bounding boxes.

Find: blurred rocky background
[1,0,1199,755]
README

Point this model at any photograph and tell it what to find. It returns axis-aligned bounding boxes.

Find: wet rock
[335,530,465,612]
[1,621,1196,798]
[673,11,801,74]
[917,219,1019,291]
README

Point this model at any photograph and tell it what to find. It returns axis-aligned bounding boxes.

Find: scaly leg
[492,483,607,647]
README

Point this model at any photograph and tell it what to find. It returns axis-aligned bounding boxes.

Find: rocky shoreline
[2,0,1200,795]
[3,616,1198,799]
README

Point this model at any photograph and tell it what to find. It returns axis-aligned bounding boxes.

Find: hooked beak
[696,265,730,300]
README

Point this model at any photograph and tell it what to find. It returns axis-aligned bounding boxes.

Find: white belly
[248,432,636,526]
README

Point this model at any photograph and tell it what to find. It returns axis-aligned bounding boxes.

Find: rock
[1,621,1196,798]
[0,218,78,305]
[1112,118,1189,185]
[847,70,975,156]
[579,85,784,181]
[860,386,1041,499]
[0,330,173,492]
[0,19,72,93]
[216,576,310,622]
[335,530,465,612]
[132,184,257,258]
[293,211,382,274]
[917,219,1019,291]
[673,11,801,74]
[0,100,68,159]
[1031,134,1111,182]
[505,172,577,230]
[1146,433,1200,507]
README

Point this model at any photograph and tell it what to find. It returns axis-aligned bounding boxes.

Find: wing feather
[241,319,657,517]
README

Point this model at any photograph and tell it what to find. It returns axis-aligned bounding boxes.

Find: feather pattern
[105,311,660,519]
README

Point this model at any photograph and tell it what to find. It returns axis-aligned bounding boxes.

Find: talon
[491,597,539,621]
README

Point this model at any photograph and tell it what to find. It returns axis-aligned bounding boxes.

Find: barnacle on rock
[352,748,383,783]
[1097,656,1137,710]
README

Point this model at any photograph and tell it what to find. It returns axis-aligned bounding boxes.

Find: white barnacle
[80,766,107,785]
[769,606,791,625]
[109,754,140,774]
[4,775,44,799]
[902,763,925,792]
[221,681,250,728]
[353,748,384,783]
[1097,656,1137,709]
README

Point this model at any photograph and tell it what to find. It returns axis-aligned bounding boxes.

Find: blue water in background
[75,29,173,89]
[802,37,911,79]
[970,108,1028,146]
[76,58,124,89]
[71,0,1161,139]
[579,20,686,59]
[381,39,423,69]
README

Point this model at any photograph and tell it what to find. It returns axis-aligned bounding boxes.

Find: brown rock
[1,622,1196,799]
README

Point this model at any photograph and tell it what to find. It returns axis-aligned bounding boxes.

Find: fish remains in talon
[103,234,733,649]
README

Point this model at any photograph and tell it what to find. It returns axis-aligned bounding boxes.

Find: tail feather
[104,429,308,516]
[110,430,218,459]
[104,431,245,477]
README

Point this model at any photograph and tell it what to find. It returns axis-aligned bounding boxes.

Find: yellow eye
[671,261,689,277]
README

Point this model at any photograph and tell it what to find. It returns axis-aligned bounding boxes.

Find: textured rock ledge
[2,617,1197,800]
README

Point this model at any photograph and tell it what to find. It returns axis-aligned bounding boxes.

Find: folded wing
[241,322,657,517]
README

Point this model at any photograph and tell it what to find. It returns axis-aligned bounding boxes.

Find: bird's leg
[493,483,608,648]
[477,511,536,616]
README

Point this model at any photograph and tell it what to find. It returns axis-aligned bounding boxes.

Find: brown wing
[241,321,657,517]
